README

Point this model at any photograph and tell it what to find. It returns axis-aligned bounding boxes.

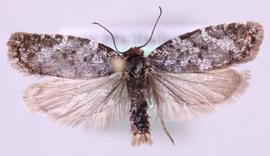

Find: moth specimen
[8,7,264,145]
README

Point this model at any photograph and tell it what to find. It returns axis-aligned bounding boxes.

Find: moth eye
[111,57,127,72]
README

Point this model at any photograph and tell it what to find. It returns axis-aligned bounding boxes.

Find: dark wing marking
[8,32,119,79]
[23,73,129,128]
[147,22,263,73]
[147,68,249,121]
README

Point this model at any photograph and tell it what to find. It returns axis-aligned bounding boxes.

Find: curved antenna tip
[137,6,163,49]
[158,6,162,13]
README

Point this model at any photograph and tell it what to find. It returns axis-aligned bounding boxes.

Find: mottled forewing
[8,32,119,79]
[148,22,263,73]
[23,73,129,128]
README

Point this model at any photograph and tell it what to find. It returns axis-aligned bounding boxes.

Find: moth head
[125,47,144,56]
[93,7,162,54]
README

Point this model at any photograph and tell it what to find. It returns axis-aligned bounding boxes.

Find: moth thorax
[127,55,144,77]
[111,57,127,72]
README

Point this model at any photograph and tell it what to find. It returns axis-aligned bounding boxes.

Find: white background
[0,0,269,156]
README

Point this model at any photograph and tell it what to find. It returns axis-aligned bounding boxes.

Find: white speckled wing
[147,68,249,121]
[147,22,263,73]
[8,32,119,79]
[23,73,129,128]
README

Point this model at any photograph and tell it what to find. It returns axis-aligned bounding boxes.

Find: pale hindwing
[147,68,249,121]
[23,73,129,128]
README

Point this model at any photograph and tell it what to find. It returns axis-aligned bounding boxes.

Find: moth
[7,7,264,146]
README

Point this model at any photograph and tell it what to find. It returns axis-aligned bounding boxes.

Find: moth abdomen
[131,101,152,145]
[125,48,152,145]
[134,102,150,132]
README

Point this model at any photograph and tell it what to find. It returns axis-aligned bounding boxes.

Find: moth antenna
[137,6,162,49]
[93,22,123,53]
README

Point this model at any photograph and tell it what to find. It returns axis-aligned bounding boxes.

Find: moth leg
[159,116,175,145]
[147,74,175,144]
